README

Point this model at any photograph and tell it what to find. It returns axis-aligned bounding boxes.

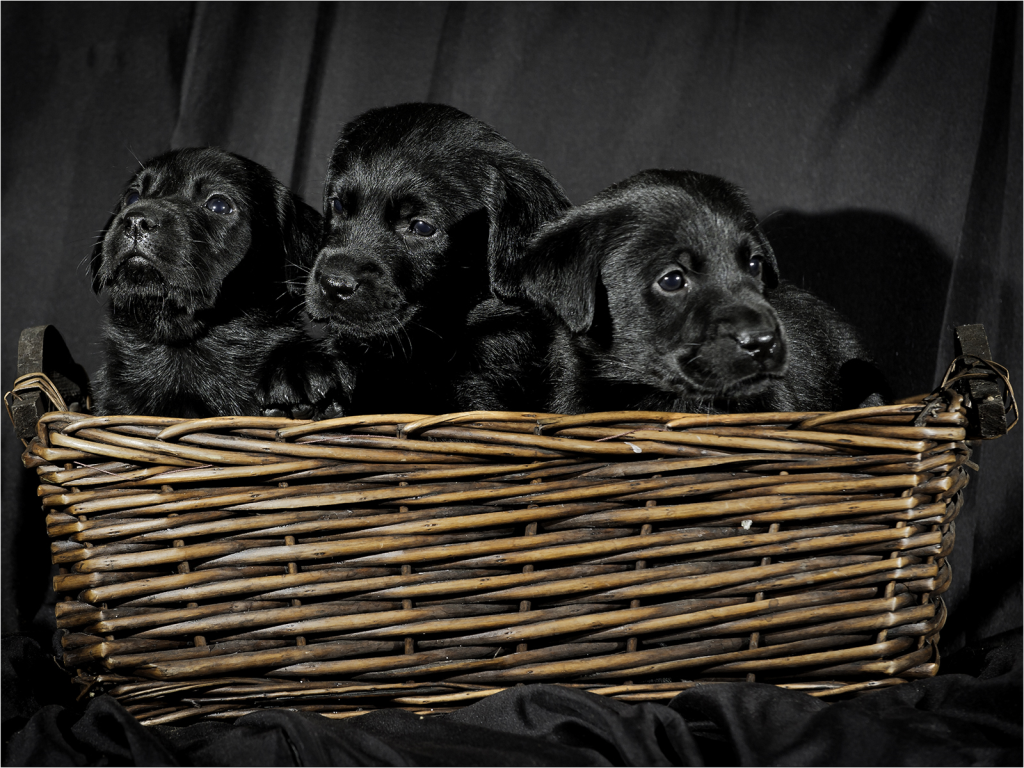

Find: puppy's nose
[735,331,778,361]
[319,272,360,301]
[125,210,157,233]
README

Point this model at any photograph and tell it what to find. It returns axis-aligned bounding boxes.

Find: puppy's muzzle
[125,208,158,234]
[714,305,787,375]
[734,329,779,362]
[115,203,168,259]
[319,272,359,301]
[314,251,382,305]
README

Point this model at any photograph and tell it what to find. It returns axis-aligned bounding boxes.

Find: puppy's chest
[156,341,251,373]
[122,339,259,399]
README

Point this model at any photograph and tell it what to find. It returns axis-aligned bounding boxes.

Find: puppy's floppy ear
[512,208,609,334]
[274,186,324,295]
[90,213,116,294]
[482,158,571,301]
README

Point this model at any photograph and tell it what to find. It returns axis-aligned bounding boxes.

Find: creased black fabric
[2,3,1021,765]
[4,633,1021,766]
[667,638,1023,766]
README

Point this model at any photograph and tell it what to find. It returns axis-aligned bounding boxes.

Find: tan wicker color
[6,324,1015,725]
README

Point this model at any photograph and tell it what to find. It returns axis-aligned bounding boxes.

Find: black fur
[501,169,889,414]
[306,103,570,414]
[90,147,343,418]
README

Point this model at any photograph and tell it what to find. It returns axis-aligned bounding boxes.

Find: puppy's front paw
[259,345,353,421]
[261,403,318,419]
[258,375,315,420]
[317,400,346,420]
[290,403,315,420]
[264,397,343,421]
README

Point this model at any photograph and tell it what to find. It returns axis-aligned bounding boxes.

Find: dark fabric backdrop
[2,2,1020,765]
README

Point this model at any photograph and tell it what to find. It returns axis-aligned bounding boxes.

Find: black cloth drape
[2,3,1020,764]
[3,632,1020,765]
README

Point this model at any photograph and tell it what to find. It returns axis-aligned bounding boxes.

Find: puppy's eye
[410,220,436,237]
[331,198,343,216]
[657,270,687,292]
[125,191,141,206]
[205,196,233,215]
[748,255,764,279]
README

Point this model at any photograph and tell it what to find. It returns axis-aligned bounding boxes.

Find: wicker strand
[745,517,782,683]
[15,380,1006,721]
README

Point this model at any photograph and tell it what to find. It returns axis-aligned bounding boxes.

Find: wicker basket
[6,324,1015,725]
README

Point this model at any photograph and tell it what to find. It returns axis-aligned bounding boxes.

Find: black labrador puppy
[90,147,344,418]
[500,169,889,414]
[305,103,570,414]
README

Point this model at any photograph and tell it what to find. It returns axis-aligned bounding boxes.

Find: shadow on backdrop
[761,209,952,400]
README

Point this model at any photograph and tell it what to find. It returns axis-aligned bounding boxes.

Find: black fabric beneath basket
[2,2,1021,765]
[3,630,1021,766]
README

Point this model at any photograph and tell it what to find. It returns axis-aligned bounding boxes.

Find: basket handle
[4,325,91,442]
[943,324,1017,439]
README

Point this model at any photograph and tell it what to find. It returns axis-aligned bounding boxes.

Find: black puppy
[91,147,344,418]
[501,169,888,414]
[305,103,570,414]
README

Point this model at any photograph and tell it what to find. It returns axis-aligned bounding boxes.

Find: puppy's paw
[258,371,319,420]
[295,363,352,421]
[263,397,344,421]
[290,403,315,420]
[259,344,354,421]
[261,406,292,419]
[317,399,346,420]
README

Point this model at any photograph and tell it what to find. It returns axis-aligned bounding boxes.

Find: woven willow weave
[18,393,977,724]
[9,321,1014,724]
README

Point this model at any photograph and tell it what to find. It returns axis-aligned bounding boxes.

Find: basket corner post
[950,324,1013,440]
[7,325,91,442]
